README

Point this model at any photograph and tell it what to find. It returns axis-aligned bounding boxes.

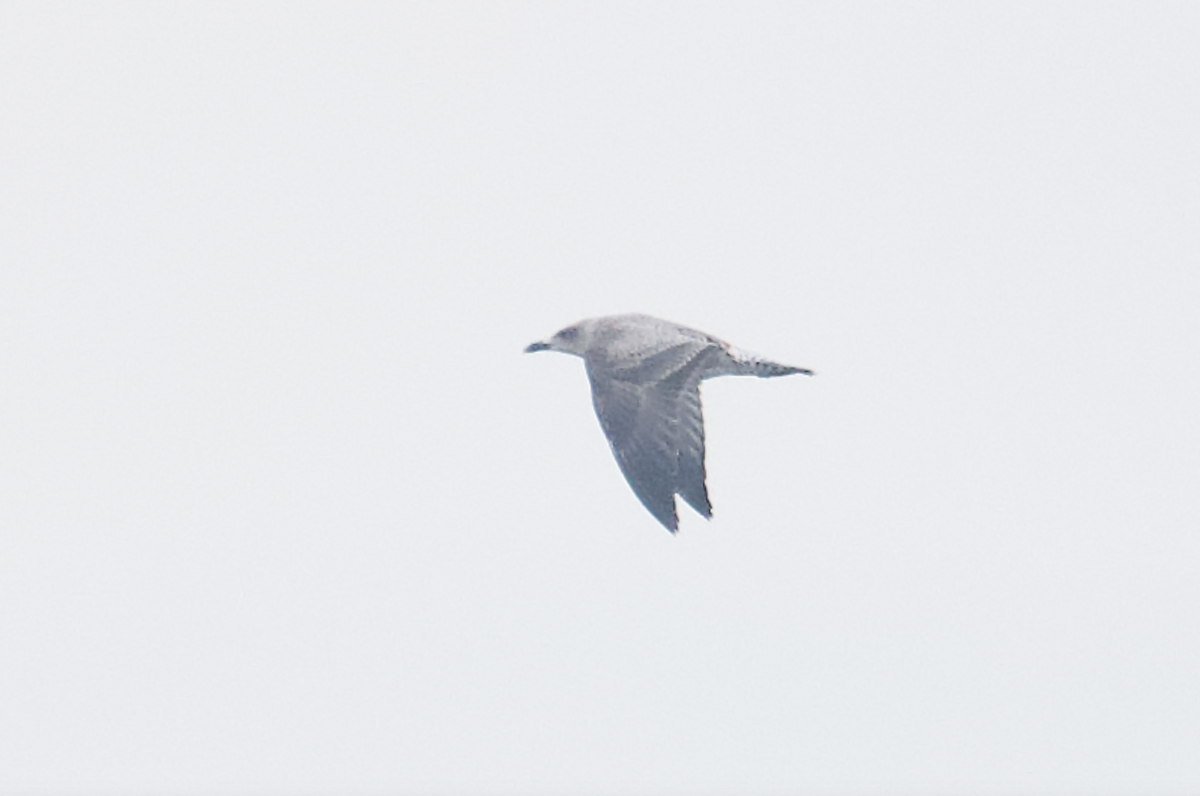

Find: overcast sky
[2,4,1199,795]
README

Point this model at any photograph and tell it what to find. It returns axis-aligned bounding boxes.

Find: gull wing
[586,343,716,532]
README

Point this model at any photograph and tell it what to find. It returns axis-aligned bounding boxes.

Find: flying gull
[525,314,813,533]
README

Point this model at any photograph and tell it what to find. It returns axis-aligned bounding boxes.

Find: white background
[2,4,1198,794]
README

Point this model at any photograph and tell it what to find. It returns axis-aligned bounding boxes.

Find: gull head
[524,321,594,357]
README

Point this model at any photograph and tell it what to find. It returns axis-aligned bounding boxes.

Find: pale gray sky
[2,4,1198,794]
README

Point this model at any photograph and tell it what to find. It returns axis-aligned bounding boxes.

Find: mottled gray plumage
[525,314,813,533]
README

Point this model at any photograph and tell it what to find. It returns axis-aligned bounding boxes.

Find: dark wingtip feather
[636,490,679,533]
[679,487,712,520]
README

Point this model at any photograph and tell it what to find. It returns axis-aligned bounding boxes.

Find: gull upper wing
[585,342,716,532]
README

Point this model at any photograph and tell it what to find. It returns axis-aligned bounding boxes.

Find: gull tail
[726,345,814,378]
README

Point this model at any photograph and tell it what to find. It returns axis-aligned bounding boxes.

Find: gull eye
[557,326,579,341]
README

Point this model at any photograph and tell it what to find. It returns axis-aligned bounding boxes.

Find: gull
[525,314,813,533]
